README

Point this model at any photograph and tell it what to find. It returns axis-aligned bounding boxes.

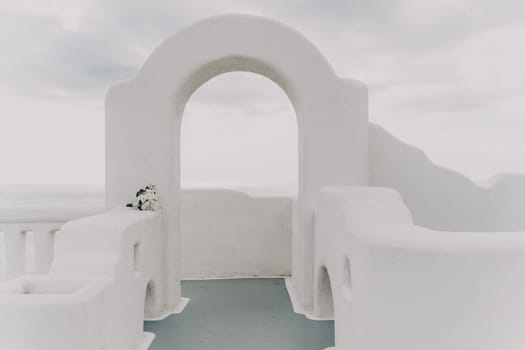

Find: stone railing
[0,223,63,278]
[0,201,104,280]
[0,186,293,280]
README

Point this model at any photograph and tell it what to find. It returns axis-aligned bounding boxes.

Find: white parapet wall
[0,187,293,281]
[0,275,113,350]
[0,209,165,350]
[0,185,105,280]
[181,189,292,279]
[0,223,62,279]
[314,186,525,350]
[0,187,292,349]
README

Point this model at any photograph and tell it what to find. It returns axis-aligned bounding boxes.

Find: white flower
[130,184,161,211]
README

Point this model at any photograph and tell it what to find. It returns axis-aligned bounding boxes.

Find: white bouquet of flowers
[126,184,161,211]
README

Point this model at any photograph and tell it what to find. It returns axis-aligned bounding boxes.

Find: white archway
[180,72,298,278]
[105,14,368,315]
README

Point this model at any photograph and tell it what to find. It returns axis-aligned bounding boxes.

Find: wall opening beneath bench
[180,72,298,279]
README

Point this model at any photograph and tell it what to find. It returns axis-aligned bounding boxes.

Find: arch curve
[106,14,368,315]
[177,56,301,118]
[138,14,336,102]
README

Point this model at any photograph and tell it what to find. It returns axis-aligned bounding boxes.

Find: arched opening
[179,71,298,279]
[342,256,352,301]
[316,266,335,318]
[144,280,157,319]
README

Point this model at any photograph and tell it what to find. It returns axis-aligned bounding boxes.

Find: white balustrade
[0,222,63,280]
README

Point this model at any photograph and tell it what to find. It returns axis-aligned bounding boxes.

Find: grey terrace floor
[145,278,334,350]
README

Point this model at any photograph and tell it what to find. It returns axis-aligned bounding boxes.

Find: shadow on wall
[369,123,525,232]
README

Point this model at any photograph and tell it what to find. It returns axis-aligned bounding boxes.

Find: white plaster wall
[0,209,163,350]
[314,187,525,350]
[0,276,112,350]
[181,189,292,279]
[0,188,293,281]
[106,14,369,312]
[369,123,525,232]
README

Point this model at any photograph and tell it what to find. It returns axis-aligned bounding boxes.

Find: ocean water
[0,183,297,222]
[0,184,106,222]
[0,183,296,205]
[0,184,105,204]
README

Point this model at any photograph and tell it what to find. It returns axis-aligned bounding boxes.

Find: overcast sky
[0,0,524,187]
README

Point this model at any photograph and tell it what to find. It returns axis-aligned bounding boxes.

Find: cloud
[0,0,524,184]
[0,1,191,99]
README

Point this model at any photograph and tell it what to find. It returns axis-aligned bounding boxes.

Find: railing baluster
[0,222,62,279]
[3,225,26,279]
[33,224,57,274]
[24,230,35,273]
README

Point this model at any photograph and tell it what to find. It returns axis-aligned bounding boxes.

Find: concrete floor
[145,278,334,350]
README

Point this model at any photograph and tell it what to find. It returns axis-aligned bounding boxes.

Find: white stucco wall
[0,209,163,350]
[314,186,525,350]
[105,14,369,312]
[369,123,525,232]
[0,188,293,281]
[181,189,291,279]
